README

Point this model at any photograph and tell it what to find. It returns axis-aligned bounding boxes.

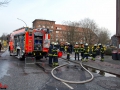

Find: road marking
[62,82,74,89]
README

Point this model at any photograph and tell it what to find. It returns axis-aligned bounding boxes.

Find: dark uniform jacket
[84,46,89,54]
[66,46,71,54]
[52,46,58,56]
[100,46,105,54]
[92,46,98,54]
[74,47,79,53]
[48,44,53,56]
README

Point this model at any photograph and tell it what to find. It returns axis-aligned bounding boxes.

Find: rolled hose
[51,61,94,84]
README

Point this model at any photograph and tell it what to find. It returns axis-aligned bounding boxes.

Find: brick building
[32,19,98,45]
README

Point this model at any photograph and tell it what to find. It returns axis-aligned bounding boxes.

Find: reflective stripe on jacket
[52,48,58,56]
[74,48,79,53]
[84,46,89,54]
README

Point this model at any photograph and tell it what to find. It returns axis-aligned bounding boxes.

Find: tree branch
[0,0,10,7]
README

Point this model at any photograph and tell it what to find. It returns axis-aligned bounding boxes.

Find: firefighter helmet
[67,43,70,45]
[94,44,97,46]
[54,43,57,45]
[98,43,101,45]
[85,43,88,46]
[65,42,68,45]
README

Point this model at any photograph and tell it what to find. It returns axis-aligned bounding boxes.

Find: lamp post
[17,18,27,27]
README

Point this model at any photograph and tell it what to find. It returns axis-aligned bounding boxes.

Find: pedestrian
[82,43,89,62]
[91,44,98,61]
[66,43,71,60]
[79,42,84,61]
[0,42,2,52]
[48,42,54,67]
[74,42,80,61]
[52,43,59,67]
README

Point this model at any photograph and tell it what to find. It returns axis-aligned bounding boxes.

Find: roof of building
[32,19,55,23]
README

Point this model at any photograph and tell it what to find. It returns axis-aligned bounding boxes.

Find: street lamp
[17,18,27,27]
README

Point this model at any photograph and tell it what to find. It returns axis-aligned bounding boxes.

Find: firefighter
[48,42,54,67]
[66,43,71,60]
[74,42,80,60]
[52,43,59,67]
[79,42,84,61]
[97,43,102,55]
[100,44,106,61]
[82,43,89,62]
[91,44,98,61]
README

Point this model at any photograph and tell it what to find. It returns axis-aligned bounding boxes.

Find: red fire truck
[9,27,50,60]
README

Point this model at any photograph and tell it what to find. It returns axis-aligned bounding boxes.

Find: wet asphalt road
[0,50,120,90]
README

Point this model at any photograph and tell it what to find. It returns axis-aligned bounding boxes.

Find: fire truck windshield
[34,32,42,36]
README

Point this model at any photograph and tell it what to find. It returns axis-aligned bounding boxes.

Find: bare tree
[0,0,9,7]
[79,18,99,45]
[0,33,8,43]
[97,27,110,45]
[62,21,82,45]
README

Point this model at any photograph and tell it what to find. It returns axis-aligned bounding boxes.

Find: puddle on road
[57,64,120,78]
[84,66,120,78]
[65,58,120,77]
[0,61,10,79]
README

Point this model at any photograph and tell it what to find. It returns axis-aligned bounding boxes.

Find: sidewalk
[62,53,120,76]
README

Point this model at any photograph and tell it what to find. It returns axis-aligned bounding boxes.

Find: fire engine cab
[9,27,50,60]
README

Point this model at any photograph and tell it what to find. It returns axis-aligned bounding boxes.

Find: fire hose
[51,60,94,84]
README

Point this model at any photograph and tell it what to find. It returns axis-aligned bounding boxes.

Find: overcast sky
[0,0,116,37]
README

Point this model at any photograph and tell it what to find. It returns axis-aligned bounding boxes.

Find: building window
[60,39,62,41]
[43,26,45,28]
[56,39,58,41]
[51,26,53,28]
[56,31,59,33]
[57,27,61,30]
[38,25,41,27]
